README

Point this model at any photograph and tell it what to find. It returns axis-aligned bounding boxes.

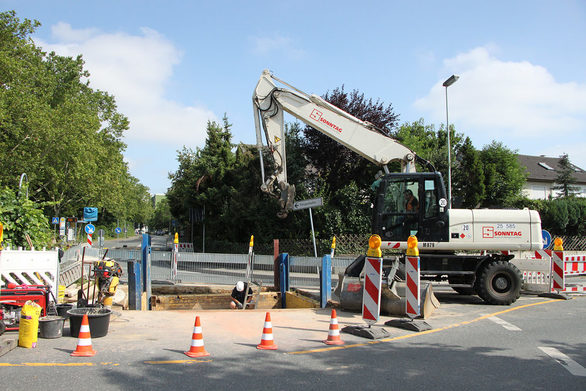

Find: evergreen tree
[553,154,579,198]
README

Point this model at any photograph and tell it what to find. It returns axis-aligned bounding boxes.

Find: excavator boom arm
[253,69,417,214]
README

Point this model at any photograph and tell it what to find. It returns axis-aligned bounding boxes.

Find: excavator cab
[372,172,449,243]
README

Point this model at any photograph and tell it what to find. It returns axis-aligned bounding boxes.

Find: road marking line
[539,347,586,377]
[0,363,94,367]
[289,299,561,355]
[486,316,522,331]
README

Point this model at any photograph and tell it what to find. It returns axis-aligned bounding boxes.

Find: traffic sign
[85,223,95,235]
[59,217,66,236]
[115,227,122,234]
[51,217,59,225]
[292,197,323,211]
[542,229,552,249]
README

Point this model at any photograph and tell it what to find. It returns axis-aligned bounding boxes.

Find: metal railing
[59,246,357,290]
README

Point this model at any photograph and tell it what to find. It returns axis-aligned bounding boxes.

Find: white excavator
[253,69,543,306]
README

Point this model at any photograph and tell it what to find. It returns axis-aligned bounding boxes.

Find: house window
[538,162,555,170]
[531,185,547,199]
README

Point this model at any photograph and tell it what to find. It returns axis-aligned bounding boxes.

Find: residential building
[517,154,586,199]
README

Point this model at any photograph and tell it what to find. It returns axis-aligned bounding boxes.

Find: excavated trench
[149,284,320,310]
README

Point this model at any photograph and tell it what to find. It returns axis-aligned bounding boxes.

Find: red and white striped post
[87,233,92,247]
[362,235,383,326]
[551,238,565,293]
[405,236,420,318]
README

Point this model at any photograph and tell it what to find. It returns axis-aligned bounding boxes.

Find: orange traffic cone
[323,309,344,345]
[184,316,210,357]
[257,312,278,350]
[71,314,96,357]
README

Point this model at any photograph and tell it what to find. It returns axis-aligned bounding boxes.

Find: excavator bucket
[337,274,440,319]
[420,284,440,319]
[277,183,295,218]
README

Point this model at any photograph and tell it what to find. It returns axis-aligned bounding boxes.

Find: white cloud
[37,24,216,145]
[414,46,586,143]
[251,34,305,59]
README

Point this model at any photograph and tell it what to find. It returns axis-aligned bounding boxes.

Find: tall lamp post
[443,75,459,209]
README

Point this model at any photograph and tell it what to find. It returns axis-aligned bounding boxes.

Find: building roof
[517,154,586,184]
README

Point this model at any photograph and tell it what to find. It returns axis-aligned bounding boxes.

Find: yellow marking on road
[289,299,562,355]
[0,362,95,367]
[144,359,213,365]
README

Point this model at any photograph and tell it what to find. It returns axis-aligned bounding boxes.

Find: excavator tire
[475,260,522,305]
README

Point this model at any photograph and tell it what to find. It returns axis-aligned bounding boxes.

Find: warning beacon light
[367,234,382,258]
[407,235,419,256]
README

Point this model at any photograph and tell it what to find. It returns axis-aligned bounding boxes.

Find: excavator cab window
[373,173,448,242]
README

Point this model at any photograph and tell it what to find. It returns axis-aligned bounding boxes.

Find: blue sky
[4,1,586,194]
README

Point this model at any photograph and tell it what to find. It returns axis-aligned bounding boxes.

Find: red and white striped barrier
[405,255,420,318]
[528,250,585,277]
[87,233,92,247]
[547,241,586,294]
[551,250,565,292]
[533,249,552,260]
[564,255,586,276]
[522,271,549,285]
[178,242,194,252]
[362,256,382,325]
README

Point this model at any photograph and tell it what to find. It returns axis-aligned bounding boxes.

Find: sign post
[85,223,95,247]
[293,197,323,257]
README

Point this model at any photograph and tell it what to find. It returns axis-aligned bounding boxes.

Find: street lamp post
[443,75,459,209]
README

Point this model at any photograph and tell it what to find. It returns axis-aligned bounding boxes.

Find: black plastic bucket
[56,304,73,318]
[67,308,112,338]
[39,316,65,338]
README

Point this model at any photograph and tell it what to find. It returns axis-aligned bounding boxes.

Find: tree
[453,137,485,208]
[0,11,147,230]
[301,86,400,193]
[150,198,172,231]
[553,154,580,198]
[0,186,51,248]
[479,141,526,207]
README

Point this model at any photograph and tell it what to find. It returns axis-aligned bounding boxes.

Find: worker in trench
[230,281,253,309]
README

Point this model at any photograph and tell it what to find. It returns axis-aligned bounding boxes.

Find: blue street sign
[51,217,59,225]
[83,207,98,222]
[115,227,122,234]
[542,229,552,249]
[85,223,95,235]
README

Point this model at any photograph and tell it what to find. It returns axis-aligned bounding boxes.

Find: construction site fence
[186,234,586,256]
[59,244,355,290]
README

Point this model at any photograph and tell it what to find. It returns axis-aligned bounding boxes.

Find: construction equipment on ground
[253,69,544,307]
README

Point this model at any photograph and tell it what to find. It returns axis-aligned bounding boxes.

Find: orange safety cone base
[71,348,96,357]
[323,338,345,346]
[184,349,210,358]
[257,342,278,350]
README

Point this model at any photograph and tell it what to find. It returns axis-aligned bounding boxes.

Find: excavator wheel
[475,260,522,305]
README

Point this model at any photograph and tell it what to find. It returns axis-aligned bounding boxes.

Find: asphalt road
[103,234,169,250]
[2,293,585,390]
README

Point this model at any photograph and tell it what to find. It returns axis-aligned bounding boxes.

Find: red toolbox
[0,284,50,331]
